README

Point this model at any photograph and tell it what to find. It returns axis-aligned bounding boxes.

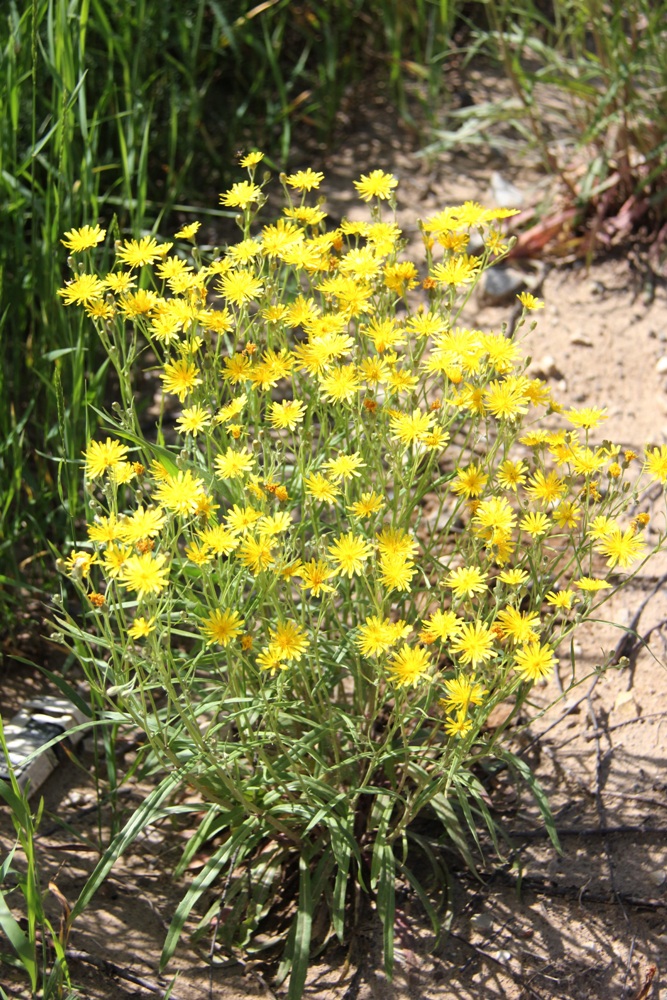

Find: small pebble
[655,355,667,374]
[478,267,526,306]
[489,171,524,208]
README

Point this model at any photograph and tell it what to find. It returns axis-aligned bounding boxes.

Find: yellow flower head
[353,170,398,202]
[84,438,129,479]
[61,224,106,252]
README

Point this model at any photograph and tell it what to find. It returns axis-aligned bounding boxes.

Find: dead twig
[66,948,187,999]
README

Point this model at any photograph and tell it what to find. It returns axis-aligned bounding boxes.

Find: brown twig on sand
[66,948,187,999]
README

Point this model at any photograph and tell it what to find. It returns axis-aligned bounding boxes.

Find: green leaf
[375,843,395,980]
[287,856,313,1000]
[71,769,184,920]
[160,816,261,970]
[498,749,561,853]
[0,889,37,989]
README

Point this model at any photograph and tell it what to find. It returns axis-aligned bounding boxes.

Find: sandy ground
[1,88,666,999]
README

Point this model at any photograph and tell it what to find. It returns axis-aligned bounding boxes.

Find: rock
[529,354,565,380]
[478,266,526,306]
[489,171,524,208]
[656,355,667,374]
[471,912,494,931]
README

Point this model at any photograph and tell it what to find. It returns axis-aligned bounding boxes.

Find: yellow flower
[443,710,474,739]
[118,506,166,544]
[257,646,288,673]
[200,609,244,646]
[220,181,262,210]
[514,641,556,681]
[87,514,124,545]
[185,541,211,566]
[595,526,646,569]
[356,615,398,657]
[305,473,340,504]
[552,501,581,530]
[446,566,488,599]
[197,523,239,555]
[102,542,132,578]
[353,169,398,202]
[587,515,617,541]
[564,406,608,430]
[431,255,480,286]
[225,504,262,534]
[116,236,163,268]
[644,445,667,483]
[175,405,211,437]
[546,589,576,610]
[269,621,309,662]
[269,399,306,430]
[58,273,106,306]
[495,606,541,645]
[61,224,106,252]
[376,527,418,561]
[84,438,129,479]
[441,675,486,712]
[520,511,551,536]
[452,463,488,498]
[257,511,292,536]
[239,150,264,168]
[128,616,155,639]
[450,621,495,668]
[324,452,366,481]
[154,470,206,515]
[286,168,324,191]
[319,364,361,403]
[348,491,384,519]
[174,221,201,240]
[64,549,97,579]
[473,496,516,542]
[524,470,567,506]
[378,553,416,592]
[327,532,373,577]
[298,560,337,597]
[575,576,611,591]
[517,291,544,310]
[498,568,529,586]
[389,408,432,446]
[218,269,263,306]
[160,359,202,401]
[387,644,431,687]
[216,394,248,424]
[420,609,461,643]
[104,271,136,294]
[214,447,255,481]
[120,552,169,599]
[236,536,276,574]
[496,459,527,492]
[484,377,529,421]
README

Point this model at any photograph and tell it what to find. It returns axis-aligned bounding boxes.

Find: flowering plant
[56,156,665,994]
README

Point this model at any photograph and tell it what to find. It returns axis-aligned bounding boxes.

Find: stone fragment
[478,266,526,306]
[489,171,524,208]
[655,355,667,374]
[528,355,564,380]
